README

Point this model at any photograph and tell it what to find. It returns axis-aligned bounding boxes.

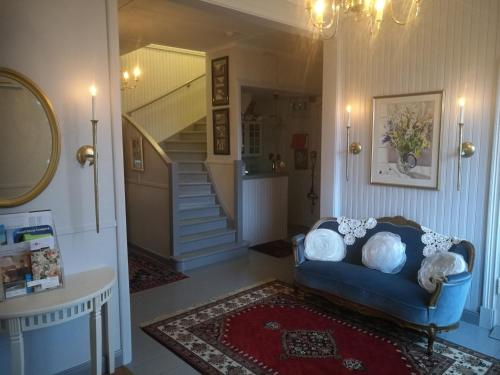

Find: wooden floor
[112,367,133,375]
[127,250,500,374]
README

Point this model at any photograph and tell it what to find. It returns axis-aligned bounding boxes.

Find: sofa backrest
[313,216,474,280]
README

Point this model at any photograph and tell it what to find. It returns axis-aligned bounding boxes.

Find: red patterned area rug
[128,251,188,294]
[141,281,500,374]
[250,241,293,258]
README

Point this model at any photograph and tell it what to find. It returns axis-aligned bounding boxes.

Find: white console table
[0,267,116,375]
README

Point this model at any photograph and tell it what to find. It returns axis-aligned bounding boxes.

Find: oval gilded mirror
[0,68,60,207]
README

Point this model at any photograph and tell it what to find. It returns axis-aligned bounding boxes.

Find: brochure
[0,211,63,301]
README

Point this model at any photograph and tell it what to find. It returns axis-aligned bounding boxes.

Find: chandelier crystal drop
[306,0,421,40]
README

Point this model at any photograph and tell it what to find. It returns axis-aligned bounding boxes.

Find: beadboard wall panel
[242,176,288,246]
[132,77,206,142]
[121,46,207,142]
[323,0,500,311]
[121,45,205,112]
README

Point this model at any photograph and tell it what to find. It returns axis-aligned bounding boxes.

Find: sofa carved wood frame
[292,216,475,356]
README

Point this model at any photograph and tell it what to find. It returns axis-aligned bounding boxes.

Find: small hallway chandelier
[306,0,421,39]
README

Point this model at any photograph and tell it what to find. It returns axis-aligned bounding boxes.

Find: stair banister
[127,73,206,115]
[121,114,180,257]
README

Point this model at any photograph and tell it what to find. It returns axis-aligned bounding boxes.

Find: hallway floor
[127,251,500,374]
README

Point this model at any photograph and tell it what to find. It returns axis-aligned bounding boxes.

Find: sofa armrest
[292,234,306,266]
[429,271,472,309]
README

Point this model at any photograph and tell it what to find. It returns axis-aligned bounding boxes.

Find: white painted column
[90,296,103,375]
[482,61,500,329]
[7,318,24,375]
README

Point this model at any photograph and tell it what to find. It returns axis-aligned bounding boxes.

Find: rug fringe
[140,278,280,327]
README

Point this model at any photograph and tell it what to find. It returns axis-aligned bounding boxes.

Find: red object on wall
[291,133,309,149]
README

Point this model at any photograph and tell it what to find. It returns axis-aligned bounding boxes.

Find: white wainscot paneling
[242,176,288,246]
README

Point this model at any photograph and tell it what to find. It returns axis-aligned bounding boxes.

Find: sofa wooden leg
[427,324,437,356]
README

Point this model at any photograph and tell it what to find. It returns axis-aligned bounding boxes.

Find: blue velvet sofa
[292,216,475,354]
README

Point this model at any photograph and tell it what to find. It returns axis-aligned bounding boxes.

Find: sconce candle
[346,105,352,128]
[89,85,97,121]
[458,97,465,124]
[456,97,475,191]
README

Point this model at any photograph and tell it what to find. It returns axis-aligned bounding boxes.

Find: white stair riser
[168,151,206,161]
[178,132,206,142]
[179,206,220,220]
[178,163,205,172]
[179,173,208,183]
[179,195,215,206]
[173,244,248,272]
[180,232,236,253]
[163,142,207,151]
[179,184,211,195]
[193,123,206,131]
[179,218,227,236]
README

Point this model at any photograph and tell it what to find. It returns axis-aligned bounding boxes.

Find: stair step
[179,204,220,220]
[180,228,235,242]
[193,123,206,132]
[172,241,249,271]
[177,131,207,142]
[179,228,236,252]
[163,141,207,151]
[167,150,206,161]
[177,161,205,172]
[179,194,216,207]
[179,216,228,235]
[179,172,208,183]
[179,182,211,195]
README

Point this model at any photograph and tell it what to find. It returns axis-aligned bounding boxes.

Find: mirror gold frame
[0,67,61,207]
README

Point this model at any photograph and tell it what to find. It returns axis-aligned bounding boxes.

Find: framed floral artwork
[371,91,443,189]
[211,56,229,106]
[213,108,230,155]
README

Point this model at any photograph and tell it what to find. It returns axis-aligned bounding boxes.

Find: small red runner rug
[142,281,500,374]
[250,240,293,258]
[128,251,187,294]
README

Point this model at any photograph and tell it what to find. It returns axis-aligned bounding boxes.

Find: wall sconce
[457,97,475,191]
[346,105,362,181]
[76,85,100,232]
[121,66,141,91]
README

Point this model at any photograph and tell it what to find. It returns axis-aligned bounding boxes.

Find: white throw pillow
[418,252,468,293]
[304,229,346,262]
[362,232,407,274]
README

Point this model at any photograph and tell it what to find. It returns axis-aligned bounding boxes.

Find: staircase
[160,119,248,271]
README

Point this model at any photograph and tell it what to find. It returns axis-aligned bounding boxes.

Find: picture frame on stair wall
[131,136,145,171]
[211,56,229,106]
[213,108,230,155]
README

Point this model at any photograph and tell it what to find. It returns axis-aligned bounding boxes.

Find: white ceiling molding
[197,0,311,31]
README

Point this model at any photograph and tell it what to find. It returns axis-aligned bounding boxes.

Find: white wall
[206,44,322,219]
[0,1,129,373]
[123,120,171,258]
[321,0,500,314]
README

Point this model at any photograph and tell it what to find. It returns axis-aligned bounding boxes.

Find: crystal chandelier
[306,0,421,39]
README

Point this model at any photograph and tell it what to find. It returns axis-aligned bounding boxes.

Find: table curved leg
[103,299,115,374]
[90,296,102,375]
[8,318,24,375]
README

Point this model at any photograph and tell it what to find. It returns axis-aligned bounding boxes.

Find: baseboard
[55,350,122,375]
[489,325,500,340]
[479,306,495,329]
[461,309,480,325]
[128,241,171,263]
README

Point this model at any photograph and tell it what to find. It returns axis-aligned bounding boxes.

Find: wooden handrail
[127,73,206,114]
[122,113,172,166]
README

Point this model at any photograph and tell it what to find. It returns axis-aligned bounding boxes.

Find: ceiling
[118,0,322,57]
